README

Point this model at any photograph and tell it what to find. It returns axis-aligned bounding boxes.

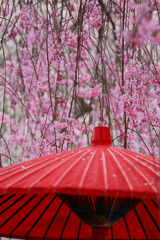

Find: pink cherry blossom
[88,85,101,98]
[0,0,160,165]
[54,121,68,130]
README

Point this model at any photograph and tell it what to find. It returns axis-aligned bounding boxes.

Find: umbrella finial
[92,126,111,145]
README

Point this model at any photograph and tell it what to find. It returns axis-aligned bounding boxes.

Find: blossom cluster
[0,0,160,166]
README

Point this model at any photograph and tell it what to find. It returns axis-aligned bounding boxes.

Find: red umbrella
[0,126,160,239]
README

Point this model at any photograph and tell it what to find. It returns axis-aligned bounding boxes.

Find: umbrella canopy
[0,126,160,239]
[0,126,159,198]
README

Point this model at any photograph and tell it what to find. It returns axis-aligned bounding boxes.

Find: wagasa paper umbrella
[0,126,159,239]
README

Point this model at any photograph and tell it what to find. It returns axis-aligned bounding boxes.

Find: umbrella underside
[58,194,141,227]
[0,194,160,239]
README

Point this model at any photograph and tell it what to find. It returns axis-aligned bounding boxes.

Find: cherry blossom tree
[0,0,160,167]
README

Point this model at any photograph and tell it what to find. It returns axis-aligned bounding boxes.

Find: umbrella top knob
[91,126,111,145]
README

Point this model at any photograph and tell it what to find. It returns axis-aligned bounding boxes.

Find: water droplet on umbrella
[113,174,116,177]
